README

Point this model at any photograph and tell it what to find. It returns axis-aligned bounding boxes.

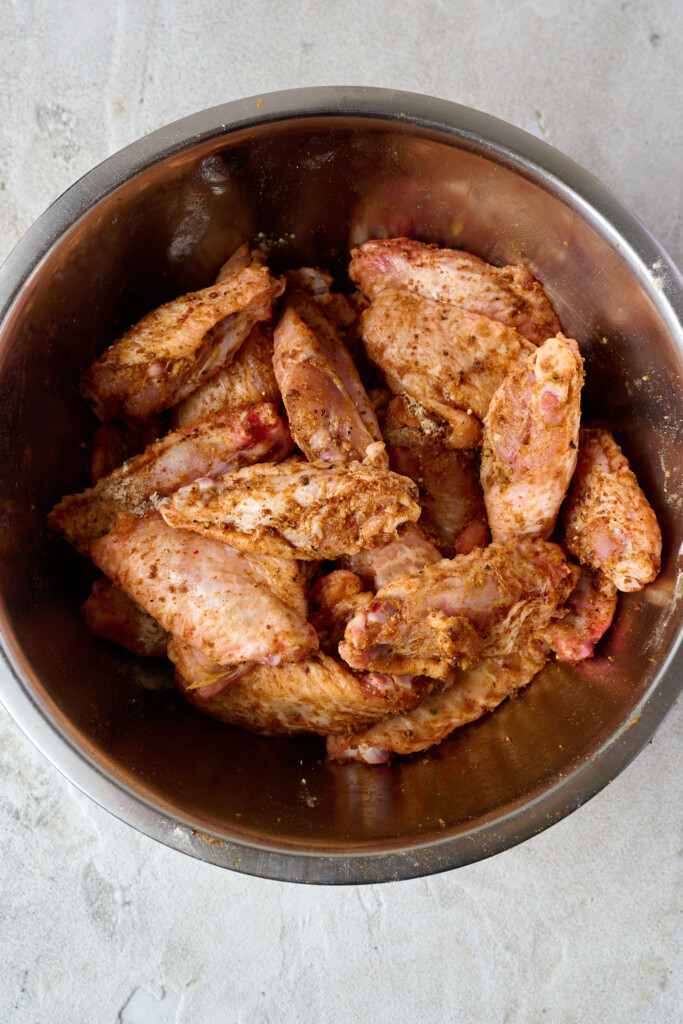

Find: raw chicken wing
[49,402,292,555]
[171,324,279,428]
[350,237,561,345]
[81,577,168,658]
[273,303,387,467]
[562,428,662,591]
[481,334,584,542]
[160,460,420,560]
[328,641,548,762]
[360,289,534,443]
[381,395,489,555]
[91,512,317,667]
[340,539,577,680]
[81,261,282,420]
[540,565,617,661]
[171,642,428,736]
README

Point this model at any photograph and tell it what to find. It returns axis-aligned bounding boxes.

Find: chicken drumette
[562,428,662,592]
[273,300,387,467]
[481,334,584,542]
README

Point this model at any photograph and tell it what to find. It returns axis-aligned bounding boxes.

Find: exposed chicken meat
[81,261,283,420]
[540,565,618,661]
[327,641,548,762]
[171,324,279,428]
[481,334,584,542]
[349,237,561,346]
[172,642,428,736]
[160,459,420,561]
[309,570,373,653]
[81,577,168,658]
[339,539,577,679]
[90,417,161,483]
[381,395,489,556]
[48,403,292,555]
[562,428,662,591]
[339,522,442,589]
[91,512,317,667]
[273,303,387,467]
[360,289,534,443]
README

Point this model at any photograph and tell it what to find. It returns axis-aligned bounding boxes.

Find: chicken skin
[360,289,535,443]
[171,642,427,736]
[381,395,489,556]
[481,334,584,542]
[339,539,577,680]
[273,303,387,467]
[349,237,561,346]
[339,522,442,589]
[48,403,292,555]
[81,261,282,420]
[81,577,168,658]
[160,459,420,561]
[288,289,384,449]
[91,512,317,667]
[562,428,662,591]
[540,565,618,661]
[328,641,548,762]
[171,324,280,428]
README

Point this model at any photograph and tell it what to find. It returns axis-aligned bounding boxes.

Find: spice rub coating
[161,459,421,560]
[562,428,662,592]
[91,512,317,667]
[339,539,577,680]
[328,641,548,762]
[48,402,292,555]
[81,261,282,420]
[481,334,584,542]
[350,237,561,346]
[172,643,427,736]
[360,288,535,442]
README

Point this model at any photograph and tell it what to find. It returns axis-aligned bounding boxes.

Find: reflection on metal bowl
[0,87,681,884]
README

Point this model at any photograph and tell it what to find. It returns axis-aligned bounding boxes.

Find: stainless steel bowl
[0,87,681,884]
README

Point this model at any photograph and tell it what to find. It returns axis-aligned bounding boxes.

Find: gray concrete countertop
[1,2,681,1022]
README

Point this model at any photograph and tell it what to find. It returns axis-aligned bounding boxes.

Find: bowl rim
[0,85,682,885]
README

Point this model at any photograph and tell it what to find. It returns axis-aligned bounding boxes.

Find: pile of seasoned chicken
[49,238,663,764]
